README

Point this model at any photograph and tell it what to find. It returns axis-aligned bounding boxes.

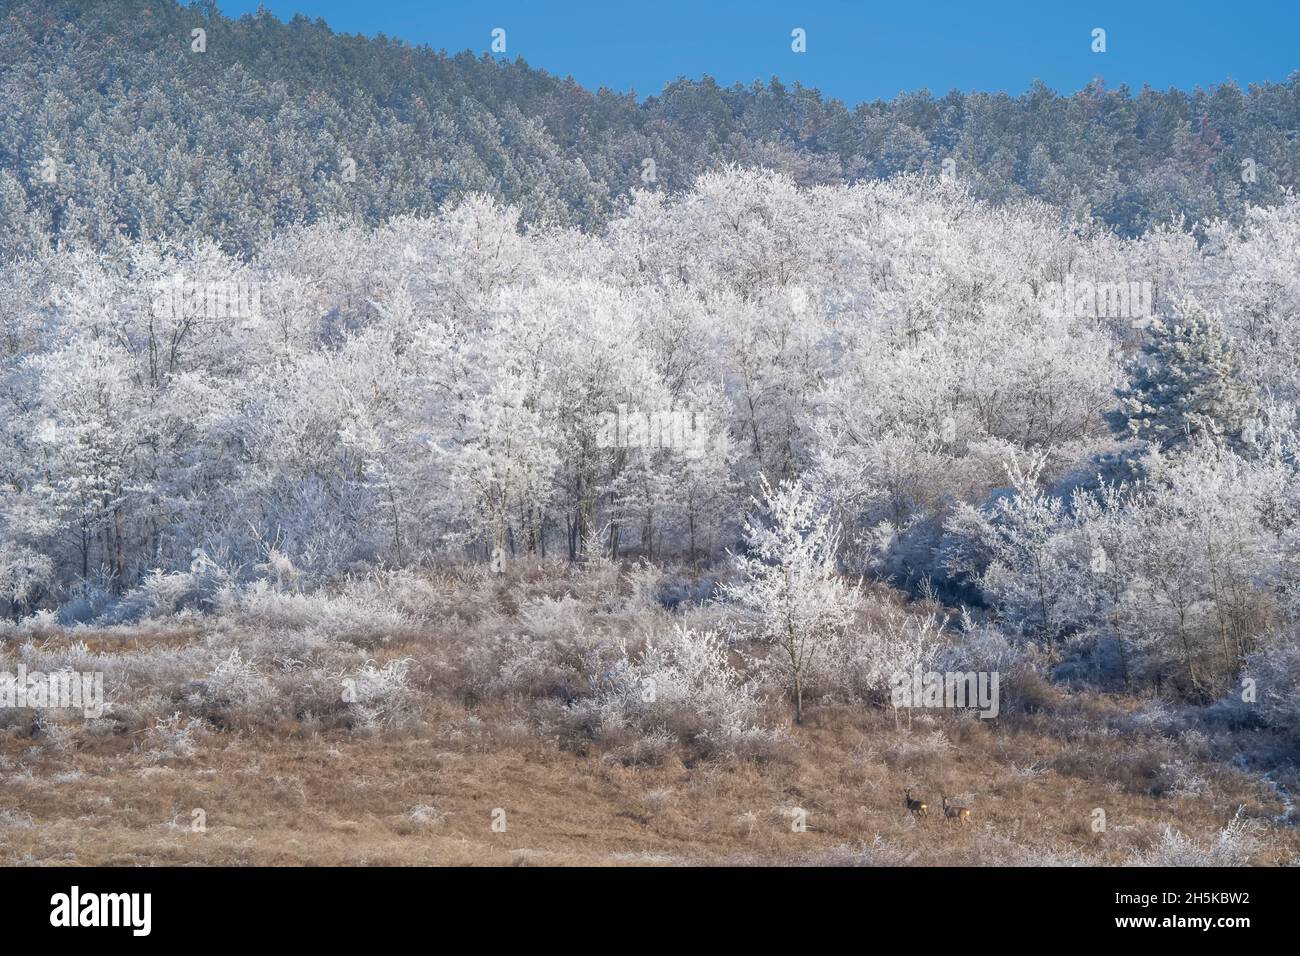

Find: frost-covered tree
[945,440,1293,698]
[441,370,560,570]
[7,2,1300,260]
[1245,628,1300,740]
[723,476,861,723]
[1201,199,1300,403]
[944,454,1076,645]
[0,163,1297,713]
[0,541,53,621]
[1107,305,1258,454]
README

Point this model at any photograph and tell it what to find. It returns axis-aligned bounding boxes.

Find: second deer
[941,795,971,825]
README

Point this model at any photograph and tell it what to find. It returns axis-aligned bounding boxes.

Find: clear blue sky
[217,0,1300,104]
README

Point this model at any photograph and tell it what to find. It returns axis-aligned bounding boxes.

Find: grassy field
[3,686,1295,866]
[2,565,1296,866]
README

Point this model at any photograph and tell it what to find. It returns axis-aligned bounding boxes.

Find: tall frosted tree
[723,476,860,724]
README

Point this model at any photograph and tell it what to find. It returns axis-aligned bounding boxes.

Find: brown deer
[941,795,971,825]
[904,789,928,820]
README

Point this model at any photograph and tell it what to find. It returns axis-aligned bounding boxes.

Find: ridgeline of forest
[3,0,1300,262]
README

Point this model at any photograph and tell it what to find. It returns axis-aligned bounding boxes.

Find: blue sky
[217,0,1300,104]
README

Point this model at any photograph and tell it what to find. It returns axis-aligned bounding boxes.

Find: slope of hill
[3,0,1300,262]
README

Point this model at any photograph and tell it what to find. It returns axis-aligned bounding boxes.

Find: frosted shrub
[342,658,419,731]
[570,627,781,760]
[936,615,1044,714]
[255,547,300,591]
[144,712,208,759]
[32,716,76,753]
[1122,699,1180,737]
[485,633,597,700]
[406,804,446,826]
[887,730,953,763]
[1127,807,1259,866]
[808,605,946,705]
[102,571,203,624]
[1156,758,1209,797]
[517,594,588,641]
[606,726,677,766]
[207,649,266,698]
[940,614,1025,674]
[91,550,238,624]
[0,542,53,618]
[79,643,212,699]
[189,649,276,724]
[563,554,624,609]
[55,583,117,625]
[42,639,96,673]
[15,608,58,633]
[1245,630,1300,741]
[109,692,176,734]
[623,561,667,610]
[814,836,918,867]
[230,581,409,637]
[342,569,449,619]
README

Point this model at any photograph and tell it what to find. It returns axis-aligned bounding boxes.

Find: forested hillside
[5,165,1300,715]
[3,0,1300,262]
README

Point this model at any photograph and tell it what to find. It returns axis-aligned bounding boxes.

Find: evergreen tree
[1107,306,1259,453]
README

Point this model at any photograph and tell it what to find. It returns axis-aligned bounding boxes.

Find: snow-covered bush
[483,632,600,701]
[97,552,237,624]
[0,542,53,619]
[804,601,947,705]
[144,712,208,759]
[339,658,419,731]
[517,594,588,641]
[1244,629,1300,741]
[567,626,781,760]
[225,581,410,638]
[1127,807,1260,866]
[186,649,276,725]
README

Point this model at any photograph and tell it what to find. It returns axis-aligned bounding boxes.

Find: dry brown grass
[3,698,1295,866]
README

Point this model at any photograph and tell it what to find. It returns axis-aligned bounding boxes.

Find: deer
[904,789,928,820]
[941,795,971,826]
